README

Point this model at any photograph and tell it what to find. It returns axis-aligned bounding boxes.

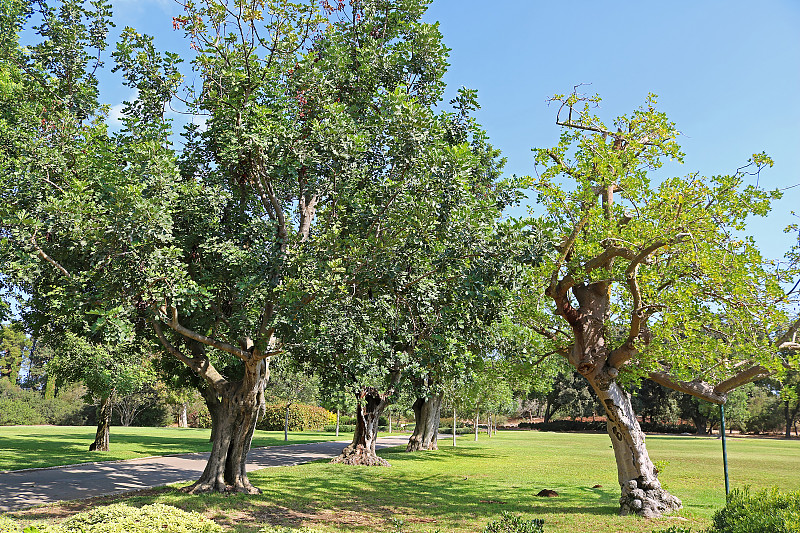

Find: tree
[264,356,320,441]
[0,322,29,383]
[48,332,154,450]
[524,90,799,517]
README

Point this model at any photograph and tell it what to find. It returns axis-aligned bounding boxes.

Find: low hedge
[0,503,223,533]
[517,420,695,434]
[710,487,800,532]
[257,403,334,431]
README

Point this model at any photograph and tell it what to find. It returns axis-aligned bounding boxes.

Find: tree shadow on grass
[93,445,621,532]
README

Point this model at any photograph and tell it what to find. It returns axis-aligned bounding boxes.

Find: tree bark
[335,408,340,437]
[284,403,290,442]
[406,394,442,451]
[474,411,479,441]
[179,402,188,428]
[452,407,457,447]
[186,359,268,494]
[89,395,112,451]
[786,401,792,439]
[585,376,682,518]
[332,387,391,466]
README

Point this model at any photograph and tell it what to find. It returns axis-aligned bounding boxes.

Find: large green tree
[524,91,800,517]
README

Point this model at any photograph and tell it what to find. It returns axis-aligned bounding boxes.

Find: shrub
[484,511,544,533]
[323,424,356,433]
[23,503,224,533]
[652,527,694,533]
[0,380,89,426]
[258,527,321,533]
[709,487,800,533]
[516,419,695,434]
[257,403,333,431]
[0,515,21,533]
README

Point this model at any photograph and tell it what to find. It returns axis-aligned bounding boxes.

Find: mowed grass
[9,430,800,533]
[0,426,353,471]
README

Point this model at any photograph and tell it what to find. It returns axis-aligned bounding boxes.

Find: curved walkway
[0,436,409,512]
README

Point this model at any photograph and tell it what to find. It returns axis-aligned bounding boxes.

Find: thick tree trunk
[332,387,390,466]
[691,414,708,435]
[89,395,112,451]
[186,359,268,494]
[406,394,442,451]
[587,378,682,518]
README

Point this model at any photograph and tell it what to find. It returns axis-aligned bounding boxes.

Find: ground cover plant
[5,431,800,532]
[0,427,352,471]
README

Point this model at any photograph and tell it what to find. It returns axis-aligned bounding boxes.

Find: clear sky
[101,0,800,261]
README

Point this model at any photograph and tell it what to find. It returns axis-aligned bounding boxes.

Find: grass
[0,426,354,471]
[6,430,800,532]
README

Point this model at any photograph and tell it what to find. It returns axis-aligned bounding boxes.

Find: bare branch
[649,371,727,405]
[152,319,228,390]
[160,304,252,361]
[29,236,71,278]
[713,365,771,395]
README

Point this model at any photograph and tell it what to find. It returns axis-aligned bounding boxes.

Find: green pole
[720,403,730,496]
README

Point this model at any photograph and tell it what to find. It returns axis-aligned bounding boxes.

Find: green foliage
[42,503,221,533]
[0,503,221,533]
[257,526,320,533]
[0,378,88,426]
[484,511,544,533]
[257,403,333,431]
[709,487,800,533]
[0,322,30,382]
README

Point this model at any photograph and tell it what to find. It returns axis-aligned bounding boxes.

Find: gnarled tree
[526,91,799,517]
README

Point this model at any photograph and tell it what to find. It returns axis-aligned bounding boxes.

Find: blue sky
[101,0,799,261]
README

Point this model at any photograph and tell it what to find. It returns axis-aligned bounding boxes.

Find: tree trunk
[179,402,188,428]
[335,408,340,437]
[187,359,268,494]
[285,403,290,442]
[332,387,391,466]
[89,395,112,451]
[587,377,682,518]
[691,413,708,435]
[486,414,491,436]
[388,410,392,433]
[452,407,457,447]
[474,411,479,441]
[786,401,792,439]
[406,394,442,451]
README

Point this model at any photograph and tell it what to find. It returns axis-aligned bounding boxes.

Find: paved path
[0,436,409,512]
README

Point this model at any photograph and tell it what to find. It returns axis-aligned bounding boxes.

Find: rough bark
[332,387,391,466]
[587,377,682,518]
[186,358,269,494]
[89,395,112,451]
[406,394,442,451]
[557,282,681,518]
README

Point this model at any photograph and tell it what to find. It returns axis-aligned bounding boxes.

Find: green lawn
[7,430,800,533]
[0,426,353,471]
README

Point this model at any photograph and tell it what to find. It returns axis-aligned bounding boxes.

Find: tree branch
[159,304,252,361]
[152,319,228,390]
[649,371,727,404]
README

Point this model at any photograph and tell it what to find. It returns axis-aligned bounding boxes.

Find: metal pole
[720,403,730,496]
